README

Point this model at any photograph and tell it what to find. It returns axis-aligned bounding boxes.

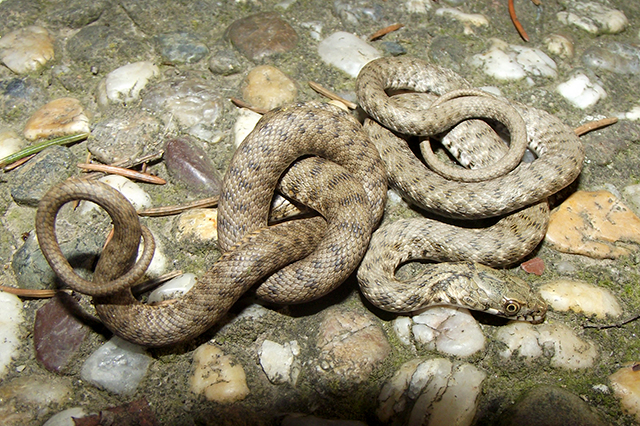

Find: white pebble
[556,73,606,109]
[405,0,433,13]
[317,32,381,78]
[258,340,301,385]
[393,316,413,346]
[148,273,196,303]
[300,21,323,40]
[619,106,640,121]
[609,364,640,423]
[495,322,597,369]
[98,175,152,210]
[190,343,250,403]
[471,39,557,81]
[0,129,24,164]
[435,7,488,35]
[557,2,628,35]
[234,108,263,147]
[0,291,24,379]
[543,34,574,58]
[539,280,622,319]
[98,61,159,105]
[42,407,88,426]
[410,307,485,357]
[81,336,152,395]
[0,26,54,74]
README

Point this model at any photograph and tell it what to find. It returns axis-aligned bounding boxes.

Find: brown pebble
[23,97,90,141]
[227,12,298,62]
[164,137,222,196]
[521,257,545,275]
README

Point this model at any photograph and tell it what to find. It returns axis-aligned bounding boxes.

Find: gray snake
[34,57,584,345]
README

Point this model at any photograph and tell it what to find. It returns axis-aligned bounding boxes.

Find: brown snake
[34,57,584,345]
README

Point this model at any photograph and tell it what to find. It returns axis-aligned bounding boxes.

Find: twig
[78,163,167,184]
[2,154,36,171]
[574,117,618,136]
[583,314,640,329]
[0,132,90,169]
[0,285,62,298]
[82,151,165,180]
[230,98,269,114]
[368,23,404,41]
[138,195,219,217]
[308,82,358,110]
[508,0,529,42]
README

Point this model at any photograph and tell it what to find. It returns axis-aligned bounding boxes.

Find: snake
[33,56,583,345]
[355,56,583,320]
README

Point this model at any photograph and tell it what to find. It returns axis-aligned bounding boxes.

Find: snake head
[469,263,547,323]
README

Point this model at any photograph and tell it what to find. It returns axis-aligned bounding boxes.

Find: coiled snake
[35,57,583,346]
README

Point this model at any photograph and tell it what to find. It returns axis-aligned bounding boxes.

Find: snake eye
[504,300,521,316]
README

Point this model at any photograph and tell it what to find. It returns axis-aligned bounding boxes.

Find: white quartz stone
[317,32,381,78]
[435,7,488,34]
[234,108,263,147]
[42,408,88,426]
[81,336,152,395]
[557,2,627,35]
[0,26,54,74]
[471,39,557,81]
[410,307,485,357]
[259,340,301,385]
[557,73,606,109]
[539,280,622,319]
[148,273,196,303]
[0,129,24,161]
[0,291,23,379]
[405,0,433,13]
[98,61,159,105]
[98,175,153,210]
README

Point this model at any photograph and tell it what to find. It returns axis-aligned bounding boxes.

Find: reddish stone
[520,257,545,276]
[34,294,88,372]
[72,398,159,426]
[227,13,298,62]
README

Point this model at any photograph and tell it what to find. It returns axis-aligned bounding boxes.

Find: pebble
[81,336,152,395]
[543,34,574,59]
[395,307,485,357]
[34,294,88,372]
[233,107,263,147]
[42,407,88,426]
[609,363,640,423]
[164,137,222,196]
[557,1,628,35]
[497,385,609,426]
[520,257,545,275]
[405,0,434,13]
[208,42,245,76]
[317,32,381,78]
[0,128,24,161]
[190,343,250,403]
[67,398,158,425]
[174,208,219,248]
[227,12,298,62]
[154,32,209,65]
[495,322,597,369]
[0,26,54,74]
[470,39,557,82]
[333,0,382,28]
[97,61,160,105]
[96,175,153,210]
[545,190,640,259]
[0,375,73,423]
[623,183,640,214]
[141,76,224,143]
[377,358,485,426]
[148,273,196,303]
[434,7,489,35]
[0,291,23,379]
[582,42,640,75]
[315,306,391,385]
[23,97,90,141]
[242,65,297,110]
[538,280,622,319]
[258,339,301,385]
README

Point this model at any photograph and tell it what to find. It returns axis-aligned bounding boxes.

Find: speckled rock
[497,385,608,426]
[23,97,90,140]
[242,65,297,110]
[227,12,298,62]
[174,209,219,247]
[208,42,245,75]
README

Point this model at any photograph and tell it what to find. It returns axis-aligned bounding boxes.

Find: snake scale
[35,57,584,346]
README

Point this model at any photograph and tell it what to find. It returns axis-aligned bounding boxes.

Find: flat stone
[557,73,607,109]
[545,190,640,259]
[208,42,245,76]
[163,136,222,196]
[258,339,301,385]
[34,294,88,373]
[520,257,545,275]
[227,12,298,62]
[242,65,297,110]
[0,26,54,74]
[539,279,622,319]
[609,363,640,423]
[23,97,90,140]
[97,61,160,105]
[497,385,608,426]
[317,32,381,78]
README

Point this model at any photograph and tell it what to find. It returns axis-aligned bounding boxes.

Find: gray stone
[155,32,209,65]
[45,0,107,29]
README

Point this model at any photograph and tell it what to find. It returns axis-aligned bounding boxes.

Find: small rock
[545,190,640,258]
[470,39,557,82]
[380,41,406,57]
[148,273,196,303]
[154,32,209,65]
[0,291,23,379]
[0,129,24,161]
[242,65,297,111]
[497,385,608,426]
[333,0,382,28]
[557,1,628,35]
[543,34,574,58]
[164,136,222,196]
[582,42,640,75]
[97,175,152,210]
[175,209,219,246]
[623,183,640,214]
[34,294,89,372]
[556,73,607,109]
[44,0,106,29]
[495,322,597,369]
[258,339,301,385]
[190,343,250,403]
[208,42,244,75]
[609,363,640,423]
[42,407,88,426]
[404,0,434,13]
[71,398,159,426]
[318,32,381,78]
[227,12,298,62]
[539,280,622,319]
[97,61,159,105]
[23,97,90,140]
[0,26,54,74]
[233,108,262,147]
[521,257,545,275]
[315,306,391,386]
[435,7,489,35]
[81,336,152,395]
[0,374,73,407]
